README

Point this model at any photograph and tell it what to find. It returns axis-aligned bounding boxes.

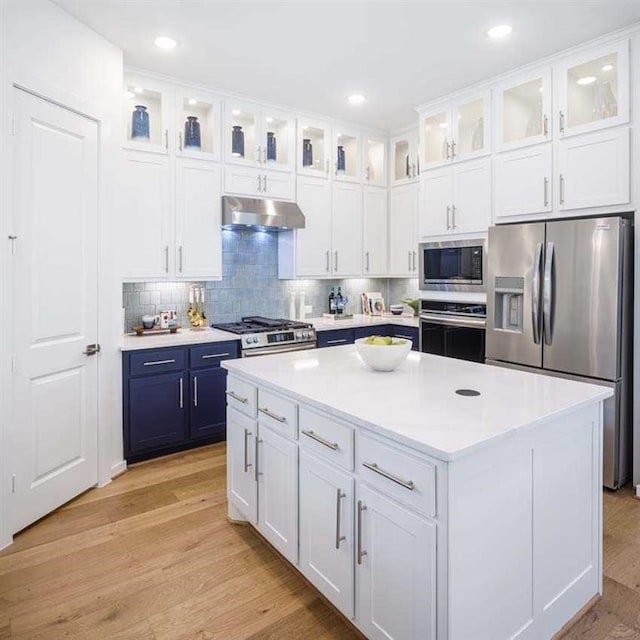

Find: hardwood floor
[1,443,639,640]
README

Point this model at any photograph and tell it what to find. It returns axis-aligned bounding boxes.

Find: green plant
[400,297,420,316]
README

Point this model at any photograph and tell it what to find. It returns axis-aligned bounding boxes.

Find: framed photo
[370,297,385,315]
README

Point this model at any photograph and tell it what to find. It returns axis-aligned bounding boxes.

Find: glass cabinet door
[175,89,221,161]
[390,132,419,185]
[225,101,260,166]
[557,40,629,137]
[364,137,387,186]
[333,129,360,182]
[259,108,295,171]
[452,92,490,159]
[496,69,551,151]
[123,74,172,154]
[421,108,450,168]
[297,119,330,177]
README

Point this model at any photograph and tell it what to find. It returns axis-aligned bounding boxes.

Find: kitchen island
[223,346,612,640]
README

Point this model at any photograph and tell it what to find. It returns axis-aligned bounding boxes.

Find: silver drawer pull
[226,390,248,404]
[357,500,367,565]
[258,407,287,423]
[362,462,415,490]
[335,488,346,549]
[143,359,176,366]
[243,428,252,472]
[326,339,348,345]
[395,334,413,340]
[302,429,338,450]
[201,352,231,359]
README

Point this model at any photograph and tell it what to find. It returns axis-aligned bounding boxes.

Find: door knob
[83,344,101,356]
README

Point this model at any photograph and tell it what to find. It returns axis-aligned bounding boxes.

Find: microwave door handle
[543,241,554,345]
[532,242,543,344]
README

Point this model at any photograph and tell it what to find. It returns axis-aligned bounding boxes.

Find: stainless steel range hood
[222,196,305,230]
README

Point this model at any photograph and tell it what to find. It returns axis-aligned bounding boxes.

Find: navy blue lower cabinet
[190,368,228,441]
[316,328,355,348]
[354,325,391,340]
[390,325,419,351]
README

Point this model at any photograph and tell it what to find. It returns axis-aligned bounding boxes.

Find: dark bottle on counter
[329,287,336,314]
[336,287,344,315]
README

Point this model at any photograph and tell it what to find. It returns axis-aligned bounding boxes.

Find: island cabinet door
[299,452,355,618]
[189,368,227,441]
[226,407,257,523]
[355,484,437,640]
[257,424,299,564]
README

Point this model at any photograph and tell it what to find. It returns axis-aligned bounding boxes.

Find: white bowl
[355,337,412,372]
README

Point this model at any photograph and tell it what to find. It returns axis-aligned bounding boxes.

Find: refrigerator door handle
[543,241,554,345]
[532,242,543,344]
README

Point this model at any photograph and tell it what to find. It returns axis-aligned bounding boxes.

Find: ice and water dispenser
[493,276,525,332]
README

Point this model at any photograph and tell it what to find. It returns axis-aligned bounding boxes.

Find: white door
[121,150,172,279]
[299,452,355,616]
[295,176,332,277]
[11,89,99,533]
[257,424,298,563]
[363,186,388,276]
[451,157,491,234]
[558,126,630,211]
[356,485,437,640]
[261,169,295,201]
[389,184,418,276]
[419,167,451,237]
[226,408,257,523]
[175,158,222,280]
[494,144,552,220]
[332,182,363,277]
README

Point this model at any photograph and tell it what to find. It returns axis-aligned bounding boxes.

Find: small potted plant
[400,297,420,317]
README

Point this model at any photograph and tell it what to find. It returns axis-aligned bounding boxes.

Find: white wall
[0,0,124,548]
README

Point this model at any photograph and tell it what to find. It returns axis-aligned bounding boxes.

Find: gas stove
[212,316,317,357]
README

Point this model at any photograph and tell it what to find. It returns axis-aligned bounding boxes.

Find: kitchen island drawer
[357,433,436,518]
[226,375,257,418]
[299,406,354,470]
[317,328,355,348]
[190,341,239,369]
[129,348,186,377]
[258,388,298,440]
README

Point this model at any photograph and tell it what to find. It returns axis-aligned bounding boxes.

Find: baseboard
[111,459,127,479]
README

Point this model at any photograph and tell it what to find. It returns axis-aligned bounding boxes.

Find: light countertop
[222,345,612,461]
[120,314,419,351]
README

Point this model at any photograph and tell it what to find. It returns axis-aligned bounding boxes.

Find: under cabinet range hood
[221,196,305,230]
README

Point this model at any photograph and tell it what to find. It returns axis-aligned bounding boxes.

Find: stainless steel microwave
[419,239,486,292]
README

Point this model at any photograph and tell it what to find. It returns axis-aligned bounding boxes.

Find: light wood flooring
[1,443,639,640]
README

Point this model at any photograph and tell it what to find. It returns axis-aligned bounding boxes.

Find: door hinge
[11,475,16,494]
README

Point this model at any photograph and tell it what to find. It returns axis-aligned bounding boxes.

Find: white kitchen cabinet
[390,131,420,186]
[356,484,436,640]
[363,186,388,276]
[224,164,295,200]
[299,451,355,616]
[388,183,418,277]
[224,100,296,172]
[495,67,552,152]
[555,39,629,139]
[363,136,387,187]
[420,158,491,238]
[333,127,362,183]
[332,182,363,276]
[558,126,630,211]
[227,407,257,524]
[297,117,332,178]
[420,103,450,169]
[174,86,222,161]
[494,143,552,220]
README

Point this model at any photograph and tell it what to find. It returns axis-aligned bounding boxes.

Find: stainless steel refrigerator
[486,216,633,489]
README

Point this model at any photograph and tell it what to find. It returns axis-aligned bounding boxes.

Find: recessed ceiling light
[154,36,177,50]
[133,87,144,94]
[188,98,198,106]
[602,64,614,72]
[347,94,366,105]
[576,76,597,85]
[232,109,241,116]
[539,86,544,92]
[487,24,512,39]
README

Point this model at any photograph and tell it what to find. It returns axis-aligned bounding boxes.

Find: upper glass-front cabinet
[495,68,552,152]
[556,39,629,137]
[224,101,295,171]
[297,119,330,177]
[421,107,450,168]
[364,137,387,186]
[333,128,360,182]
[175,89,221,160]
[390,131,419,186]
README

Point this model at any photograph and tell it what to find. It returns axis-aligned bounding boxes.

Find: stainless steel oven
[419,239,486,292]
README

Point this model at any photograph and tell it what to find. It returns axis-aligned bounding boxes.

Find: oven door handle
[242,342,317,357]
[419,313,486,329]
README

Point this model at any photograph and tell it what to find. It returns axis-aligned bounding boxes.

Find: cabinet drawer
[129,348,186,377]
[317,329,355,348]
[357,434,436,517]
[257,388,297,440]
[299,406,354,471]
[226,375,257,418]
[190,341,239,369]
[391,325,419,352]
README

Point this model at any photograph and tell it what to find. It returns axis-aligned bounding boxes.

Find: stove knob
[252,337,258,344]
[304,331,310,339]
[296,332,302,338]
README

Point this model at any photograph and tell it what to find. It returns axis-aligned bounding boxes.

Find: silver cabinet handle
[243,428,252,472]
[365,251,370,272]
[258,407,287,423]
[395,334,413,340]
[451,204,457,229]
[335,489,346,549]
[257,174,262,193]
[408,251,412,270]
[179,377,183,409]
[193,375,198,407]
[543,241,555,346]
[326,250,330,272]
[262,146,267,163]
[255,437,262,481]
[334,250,338,272]
[165,245,169,273]
[366,166,371,181]
[325,159,330,174]
[164,129,169,151]
[202,352,231,359]
[263,174,267,192]
[444,140,450,160]
[532,242,543,345]
[255,146,261,163]
[178,131,183,152]
[451,140,456,159]
[411,163,416,178]
[543,115,549,137]
[178,245,183,272]
[325,339,348,345]
[559,110,565,134]
[362,461,415,490]
[357,500,367,565]
[543,177,549,207]
[446,205,451,230]
[143,358,176,366]
[559,174,565,205]
[413,251,417,271]
[226,390,248,404]
[301,429,338,450]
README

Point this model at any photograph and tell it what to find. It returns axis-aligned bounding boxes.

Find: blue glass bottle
[302,138,313,167]
[336,145,345,173]
[131,105,149,140]
[266,131,276,161]
[184,116,201,149]
[232,125,244,157]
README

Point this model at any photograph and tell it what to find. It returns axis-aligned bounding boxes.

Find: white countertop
[222,345,612,461]
[120,315,419,351]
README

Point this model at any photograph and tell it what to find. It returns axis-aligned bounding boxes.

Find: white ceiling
[54,0,640,132]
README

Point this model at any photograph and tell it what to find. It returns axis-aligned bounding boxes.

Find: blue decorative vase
[302,138,313,167]
[266,131,276,161]
[131,105,149,140]
[184,116,201,149]
[232,125,244,157]
[336,145,345,173]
